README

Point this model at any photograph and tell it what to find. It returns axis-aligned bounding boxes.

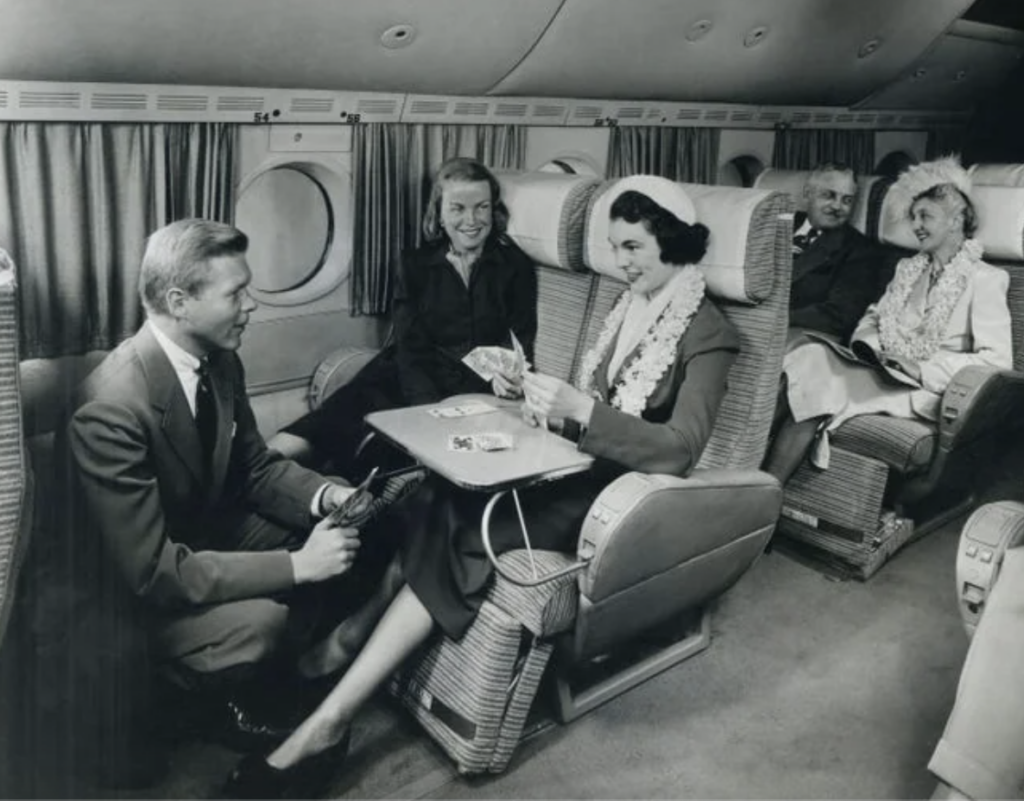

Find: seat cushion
[830,414,937,474]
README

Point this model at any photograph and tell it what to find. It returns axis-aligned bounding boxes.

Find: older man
[63,219,377,785]
[789,162,893,342]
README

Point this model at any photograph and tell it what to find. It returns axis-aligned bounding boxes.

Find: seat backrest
[0,250,31,653]
[754,167,881,237]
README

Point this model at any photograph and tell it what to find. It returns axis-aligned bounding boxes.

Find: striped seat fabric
[832,415,937,474]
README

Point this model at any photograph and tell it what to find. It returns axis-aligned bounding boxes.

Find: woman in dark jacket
[268,157,538,479]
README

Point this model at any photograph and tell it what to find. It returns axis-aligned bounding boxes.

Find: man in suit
[789,163,893,342]
[65,219,373,784]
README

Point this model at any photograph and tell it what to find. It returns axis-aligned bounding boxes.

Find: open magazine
[803,332,922,389]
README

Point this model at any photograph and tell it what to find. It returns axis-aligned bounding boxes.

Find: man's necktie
[792,228,821,256]
[194,360,217,469]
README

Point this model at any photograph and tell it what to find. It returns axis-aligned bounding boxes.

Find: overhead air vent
[704,109,729,122]
[20,90,80,109]
[216,95,265,112]
[453,101,489,117]
[0,91,8,110]
[494,102,529,120]
[290,97,334,114]
[758,110,783,123]
[356,97,402,120]
[791,111,812,124]
[409,98,448,116]
[157,94,209,112]
[855,113,877,124]
[532,103,567,120]
[875,114,898,126]
[833,113,855,124]
[644,108,666,121]
[616,106,644,120]
[812,111,835,123]
[728,110,755,123]
[91,92,148,111]
[571,105,603,122]
[675,108,702,121]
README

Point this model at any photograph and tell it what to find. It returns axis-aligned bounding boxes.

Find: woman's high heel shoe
[221,729,351,799]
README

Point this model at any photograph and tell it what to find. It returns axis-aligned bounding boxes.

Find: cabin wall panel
[525,128,611,176]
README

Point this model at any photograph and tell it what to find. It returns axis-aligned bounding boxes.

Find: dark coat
[789,215,895,342]
[283,236,538,472]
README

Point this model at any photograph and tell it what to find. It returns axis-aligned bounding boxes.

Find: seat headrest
[969,163,1024,188]
[753,167,879,236]
[878,183,1024,261]
[496,172,600,272]
[583,177,780,304]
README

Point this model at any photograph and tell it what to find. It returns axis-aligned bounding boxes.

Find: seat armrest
[939,366,1024,451]
[308,346,380,410]
[578,468,782,603]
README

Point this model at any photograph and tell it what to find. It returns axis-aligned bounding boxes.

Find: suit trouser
[928,546,1024,799]
[152,509,389,683]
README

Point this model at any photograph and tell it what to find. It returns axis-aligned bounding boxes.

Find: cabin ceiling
[0,0,1018,111]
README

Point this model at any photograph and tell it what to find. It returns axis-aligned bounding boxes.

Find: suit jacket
[853,259,1013,415]
[789,217,893,342]
[67,323,327,610]
[391,236,538,404]
[579,299,741,477]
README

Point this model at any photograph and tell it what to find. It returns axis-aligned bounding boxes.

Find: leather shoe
[221,728,351,799]
[208,698,295,754]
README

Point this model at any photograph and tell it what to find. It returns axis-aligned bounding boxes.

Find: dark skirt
[281,349,490,481]
[400,470,614,640]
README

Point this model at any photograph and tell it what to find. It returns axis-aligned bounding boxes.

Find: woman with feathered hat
[764,155,1013,481]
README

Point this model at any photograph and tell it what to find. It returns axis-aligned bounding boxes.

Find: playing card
[427,400,496,419]
[473,432,514,452]
[509,329,527,379]
[447,434,478,452]
[463,346,516,381]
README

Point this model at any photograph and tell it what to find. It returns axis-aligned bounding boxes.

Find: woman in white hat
[764,156,1013,482]
[223,176,742,798]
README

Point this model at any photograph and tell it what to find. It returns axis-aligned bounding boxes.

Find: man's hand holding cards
[447,432,515,452]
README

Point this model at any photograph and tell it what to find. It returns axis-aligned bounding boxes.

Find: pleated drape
[606,127,720,184]
[0,122,238,358]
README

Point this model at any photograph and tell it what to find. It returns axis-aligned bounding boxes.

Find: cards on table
[447,432,515,452]
[427,399,497,419]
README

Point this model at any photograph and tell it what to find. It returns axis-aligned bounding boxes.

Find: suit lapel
[135,325,205,485]
[792,226,846,285]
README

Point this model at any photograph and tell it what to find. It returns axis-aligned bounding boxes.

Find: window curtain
[606,127,720,184]
[0,122,237,359]
[771,128,875,176]
[350,123,526,316]
[926,127,967,162]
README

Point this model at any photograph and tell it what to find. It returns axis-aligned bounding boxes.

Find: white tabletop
[365,394,594,492]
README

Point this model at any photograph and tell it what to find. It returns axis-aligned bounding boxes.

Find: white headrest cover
[969,163,1024,188]
[754,167,876,236]
[879,184,1024,261]
[496,172,599,271]
[584,176,777,303]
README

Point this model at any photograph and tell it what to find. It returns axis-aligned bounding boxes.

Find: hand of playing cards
[462,330,528,382]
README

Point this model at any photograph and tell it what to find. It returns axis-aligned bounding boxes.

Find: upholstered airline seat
[0,250,32,653]
[307,172,792,773]
[775,175,1024,579]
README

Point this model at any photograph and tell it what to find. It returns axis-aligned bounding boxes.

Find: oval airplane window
[236,167,332,294]
[234,158,352,308]
[717,155,765,188]
[537,155,602,177]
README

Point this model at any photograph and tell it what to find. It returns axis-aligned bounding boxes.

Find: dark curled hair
[912,183,979,238]
[610,190,710,265]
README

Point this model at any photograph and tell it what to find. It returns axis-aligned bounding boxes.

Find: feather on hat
[887,154,972,223]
